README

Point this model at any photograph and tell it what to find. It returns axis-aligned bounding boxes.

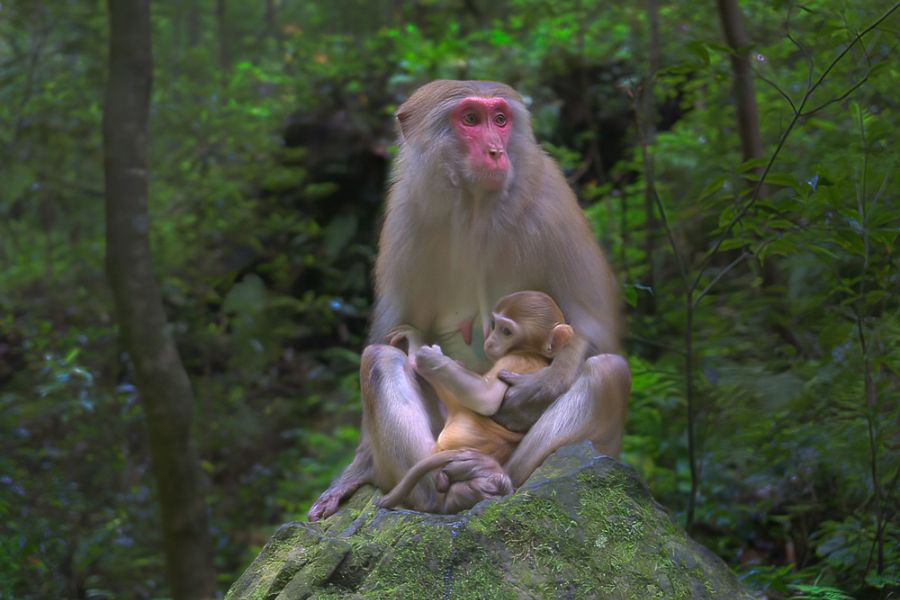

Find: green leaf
[490,29,513,46]
[807,244,839,259]
[758,237,798,259]
[698,176,727,201]
[622,284,637,308]
[685,41,710,65]
[322,214,358,260]
[718,238,746,251]
[787,583,853,600]
[737,157,768,173]
[760,172,800,189]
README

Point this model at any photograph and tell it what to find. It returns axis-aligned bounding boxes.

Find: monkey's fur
[308,81,630,522]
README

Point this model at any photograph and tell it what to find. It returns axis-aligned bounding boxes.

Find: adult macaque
[308,80,630,521]
[378,291,573,513]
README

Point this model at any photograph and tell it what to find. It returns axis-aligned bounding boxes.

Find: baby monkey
[379,291,574,513]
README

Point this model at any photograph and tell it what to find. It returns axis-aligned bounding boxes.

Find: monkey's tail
[377,450,469,509]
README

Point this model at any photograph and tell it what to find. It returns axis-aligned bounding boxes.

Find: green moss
[319,486,379,536]
[224,524,326,600]
[448,542,518,600]
[572,469,718,600]
[466,488,619,598]
[276,537,351,599]
[226,444,752,600]
[352,517,454,598]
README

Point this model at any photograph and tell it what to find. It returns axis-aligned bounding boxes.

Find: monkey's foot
[308,486,352,522]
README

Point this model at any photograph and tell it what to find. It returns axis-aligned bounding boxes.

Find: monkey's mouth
[473,169,508,187]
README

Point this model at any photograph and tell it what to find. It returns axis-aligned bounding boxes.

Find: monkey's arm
[414,345,508,415]
[494,335,589,432]
[386,324,425,370]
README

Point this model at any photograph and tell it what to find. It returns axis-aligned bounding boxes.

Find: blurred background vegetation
[1,0,897,598]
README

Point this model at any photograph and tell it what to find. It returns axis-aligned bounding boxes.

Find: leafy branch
[694,0,898,291]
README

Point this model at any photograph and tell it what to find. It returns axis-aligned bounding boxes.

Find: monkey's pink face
[451,97,512,190]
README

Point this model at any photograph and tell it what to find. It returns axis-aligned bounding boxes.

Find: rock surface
[226,442,751,599]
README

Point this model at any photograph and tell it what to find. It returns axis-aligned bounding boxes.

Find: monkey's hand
[413,344,452,376]
[491,367,569,432]
[387,324,424,355]
[493,336,587,432]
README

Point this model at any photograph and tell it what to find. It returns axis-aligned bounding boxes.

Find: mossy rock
[226,442,751,599]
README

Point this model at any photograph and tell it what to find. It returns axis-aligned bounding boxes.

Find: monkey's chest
[414,240,512,372]
[434,309,491,373]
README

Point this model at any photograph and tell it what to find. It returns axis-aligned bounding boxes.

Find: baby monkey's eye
[489,319,495,330]
[501,326,512,337]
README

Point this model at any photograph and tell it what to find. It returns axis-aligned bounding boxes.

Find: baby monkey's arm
[414,345,508,415]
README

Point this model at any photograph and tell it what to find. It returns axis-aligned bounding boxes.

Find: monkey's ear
[395,108,414,141]
[544,324,574,358]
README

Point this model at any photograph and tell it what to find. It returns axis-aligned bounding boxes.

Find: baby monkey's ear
[544,324,574,358]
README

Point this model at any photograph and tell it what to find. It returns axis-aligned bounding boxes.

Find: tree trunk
[103,1,216,598]
[188,0,202,48]
[216,0,230,70]
[716,0,764,164]
[639,0,661,320]
[266,0,278,38]
[718,0,784,328]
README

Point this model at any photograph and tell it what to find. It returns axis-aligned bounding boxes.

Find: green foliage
[1,0,897,598]
[608,3,899,597]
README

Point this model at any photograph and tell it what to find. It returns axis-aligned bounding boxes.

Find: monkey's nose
[487,146,504,158]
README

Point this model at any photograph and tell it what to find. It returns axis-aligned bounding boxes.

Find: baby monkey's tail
[377,449,478,509]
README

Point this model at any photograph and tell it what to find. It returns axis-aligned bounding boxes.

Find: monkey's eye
[494,113,508,127]
[462,112,479,126]
[501,326,512,337]
[489,319,495,330]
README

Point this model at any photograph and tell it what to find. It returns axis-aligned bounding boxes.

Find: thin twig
[757,73,798,114]
[625,333,686,355]
[650,184,690,292]
[787,32,814,90]
[804,2,897,102]
[693,250,750,306]
[801,74,870,117]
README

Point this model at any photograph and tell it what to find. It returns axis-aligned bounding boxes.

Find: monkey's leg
[504,353,631,487]
[362,344,442,487]
[309,344,441,520]
[308,441,373,522]
[364,345,445,512]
